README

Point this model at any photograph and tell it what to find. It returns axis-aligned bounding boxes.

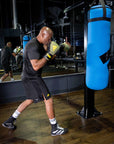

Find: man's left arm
[12,52,16,57]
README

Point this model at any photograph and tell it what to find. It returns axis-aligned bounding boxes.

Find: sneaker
[2,116,16,130]
[11,78,14,81]
[51,124,68,136]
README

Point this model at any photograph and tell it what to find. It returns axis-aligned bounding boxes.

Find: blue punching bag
[86,3,112,90]
[23,35,31,52]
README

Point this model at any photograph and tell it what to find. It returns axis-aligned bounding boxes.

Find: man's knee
[44,97,53,105]
[25,99,33,105]
[5,73,9,76]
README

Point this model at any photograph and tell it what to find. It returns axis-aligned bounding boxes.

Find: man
[2,26,70,136]
[0,42,16,82]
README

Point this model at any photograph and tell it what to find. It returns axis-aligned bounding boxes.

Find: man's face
[7,42,12,48]
[9,43,12,48]
[42,33,52,46]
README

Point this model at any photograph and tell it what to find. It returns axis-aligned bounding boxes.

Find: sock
[12,110,21,119]
[0,79,2,83]
[11,78,14,81]
[49,118,57,125]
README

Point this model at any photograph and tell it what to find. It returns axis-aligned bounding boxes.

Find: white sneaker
[11,78,14,81]
[51,123,68,136]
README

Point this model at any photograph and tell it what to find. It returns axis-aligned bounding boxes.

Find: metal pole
[83,8,88,60]
[73,0,75,56]
[12,0,17,29]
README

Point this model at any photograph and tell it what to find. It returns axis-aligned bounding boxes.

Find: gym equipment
[86,3,112,90]
[78,0,112,119]
[23,35,31,51]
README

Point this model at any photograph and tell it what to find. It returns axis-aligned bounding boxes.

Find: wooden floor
[0,88,114,144]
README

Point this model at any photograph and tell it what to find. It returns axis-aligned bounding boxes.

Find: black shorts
[22,77,51,103]
[2,63,11,73]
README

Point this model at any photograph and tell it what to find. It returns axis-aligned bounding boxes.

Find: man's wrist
[44,52,53,61]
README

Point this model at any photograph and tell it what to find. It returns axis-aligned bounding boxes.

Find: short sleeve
[27,43,40,60]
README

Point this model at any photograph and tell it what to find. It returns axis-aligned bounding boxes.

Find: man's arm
[30,58,47,71]
[30,41,60,71]
[12,52,16,57]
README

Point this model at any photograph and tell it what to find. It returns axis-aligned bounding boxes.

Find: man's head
[6,42,12,48]
[37,26,53,46]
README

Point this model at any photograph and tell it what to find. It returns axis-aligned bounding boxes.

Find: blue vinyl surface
[86,5,112,90]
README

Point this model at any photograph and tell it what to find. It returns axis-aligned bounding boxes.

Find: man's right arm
[30,58,47,71]
[30,41,60,71]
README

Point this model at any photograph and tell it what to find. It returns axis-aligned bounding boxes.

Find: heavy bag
[23,35,31,51]
[86,4,112,90]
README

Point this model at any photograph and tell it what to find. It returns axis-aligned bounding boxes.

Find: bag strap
[99,0,106,17]
[89,0,107,17]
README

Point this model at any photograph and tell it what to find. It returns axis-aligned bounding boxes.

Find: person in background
[0,42,16,82]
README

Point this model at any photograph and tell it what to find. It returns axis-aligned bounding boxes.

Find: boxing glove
[44,41,60,61]
[60,42,71,52]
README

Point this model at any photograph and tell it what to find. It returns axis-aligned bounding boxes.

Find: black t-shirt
[22,38,46,78]
[1,47,13,64]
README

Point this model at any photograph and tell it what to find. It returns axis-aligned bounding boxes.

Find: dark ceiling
[0,0,113,30]
[0,0,93,29]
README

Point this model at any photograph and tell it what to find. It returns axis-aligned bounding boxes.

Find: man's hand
[44,41,60,61]
[60,37,71,52]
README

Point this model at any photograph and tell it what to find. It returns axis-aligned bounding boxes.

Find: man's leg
[44,97,55,119]
[16,99,33,112]
[0,64,11,82]
[44,97,68,136]
[9,71,14,81]
[2,99,33,129]
[0,73,9,82]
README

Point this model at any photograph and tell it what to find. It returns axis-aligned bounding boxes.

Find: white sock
[12,110,21,119]
[0,79,2,83]
[49,118,57,125]
[11,78,14,81]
